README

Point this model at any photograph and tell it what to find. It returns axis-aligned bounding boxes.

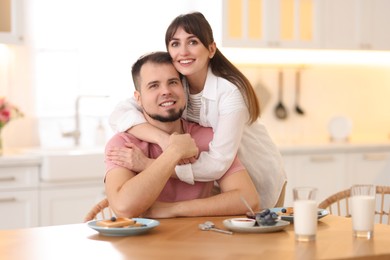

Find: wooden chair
[84,198,114,222]
[318,186,390,225]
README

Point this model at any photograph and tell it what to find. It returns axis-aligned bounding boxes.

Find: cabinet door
[0,0,23,44]
[223,0,320,48]
[321,0,360,49]
[359,0,390,50]
[0,190,39,229]
[291,153,348,204]
[40,185,105,226]
[321,0,390,50]
[0,166,39,190]
[347,151,390,185]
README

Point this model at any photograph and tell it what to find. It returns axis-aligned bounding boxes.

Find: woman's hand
[107,142,153,172]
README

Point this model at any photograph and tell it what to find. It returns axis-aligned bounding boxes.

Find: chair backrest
[318,186,390,225]
[84,198,114,222]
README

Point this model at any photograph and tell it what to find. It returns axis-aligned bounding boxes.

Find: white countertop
[278,140,390,155]
[0,150,41,166]
[0,146,105,167]
[1,141,390,166]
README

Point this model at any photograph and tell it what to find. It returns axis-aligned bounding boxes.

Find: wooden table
[1,215,390,260]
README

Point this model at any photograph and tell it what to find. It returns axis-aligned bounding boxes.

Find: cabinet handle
[309,155,334,163]
[0,197,16,203]
[363,153,387,161]
[0,176,16,182]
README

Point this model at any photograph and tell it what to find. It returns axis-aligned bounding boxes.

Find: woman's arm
[178,88,249,182]
[109,98,146,132]
[190,110,248,181]
[109,97,170,149]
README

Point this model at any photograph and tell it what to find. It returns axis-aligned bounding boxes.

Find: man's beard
[145,107,185,123]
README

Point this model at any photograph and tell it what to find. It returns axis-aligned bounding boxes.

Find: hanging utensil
[295,69,305,115]
[274,70,288,119]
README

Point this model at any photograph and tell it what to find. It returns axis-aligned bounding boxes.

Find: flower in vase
[0,97,24,130]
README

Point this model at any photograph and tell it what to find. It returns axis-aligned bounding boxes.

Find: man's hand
[142,201,176,218]
[168,133,199,160]
[107,142,153,172]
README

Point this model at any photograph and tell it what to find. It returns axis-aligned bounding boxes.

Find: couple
[104,12,286,218]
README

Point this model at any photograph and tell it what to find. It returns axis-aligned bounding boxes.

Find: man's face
[135,62,186,123]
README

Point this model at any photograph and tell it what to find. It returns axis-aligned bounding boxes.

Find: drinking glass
[351,184,376,239]
[293,187,317,242]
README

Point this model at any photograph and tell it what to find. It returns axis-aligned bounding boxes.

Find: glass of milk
[293,187,318,242]
[351,184,376,239]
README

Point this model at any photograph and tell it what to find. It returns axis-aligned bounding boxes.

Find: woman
[109,12,286,209]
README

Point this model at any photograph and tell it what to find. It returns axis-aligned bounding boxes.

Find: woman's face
[167,27,216,77]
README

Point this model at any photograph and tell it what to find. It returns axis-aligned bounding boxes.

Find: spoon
[240,196,255,216]
[198,221,233,235]
[274,70,288,119]
[295,69,305,115]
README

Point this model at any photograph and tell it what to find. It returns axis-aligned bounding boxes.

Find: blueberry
[255,208,277,226]
[281,208,287,213]
[110,216,117,222]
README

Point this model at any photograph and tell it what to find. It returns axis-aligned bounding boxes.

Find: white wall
[1,0,223,149]
[1,0,390,149]
[239,64,390,144]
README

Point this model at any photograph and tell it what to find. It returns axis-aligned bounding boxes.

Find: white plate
[328,116,352,141]
[272,207,329,223]
[223,218,290,233]
[87,218,159,236]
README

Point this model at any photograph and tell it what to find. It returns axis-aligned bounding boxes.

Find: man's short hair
[131,52,175,91]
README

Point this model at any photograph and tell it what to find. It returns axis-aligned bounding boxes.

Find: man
[104,52,259,218]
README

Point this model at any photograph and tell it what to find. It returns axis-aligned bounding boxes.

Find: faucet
[62,95,109,146]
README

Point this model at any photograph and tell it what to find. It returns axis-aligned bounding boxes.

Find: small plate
[271,207,329,223]
[223,218,290,233]
[230,218,256,228]
[87,218,159,236]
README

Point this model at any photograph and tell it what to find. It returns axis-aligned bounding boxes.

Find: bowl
[230,218,256,228]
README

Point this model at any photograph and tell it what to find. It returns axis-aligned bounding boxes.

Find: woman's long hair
[165,12,261,124]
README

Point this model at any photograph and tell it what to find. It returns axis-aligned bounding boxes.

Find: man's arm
[142,169,260,218]
[105,133,198,218]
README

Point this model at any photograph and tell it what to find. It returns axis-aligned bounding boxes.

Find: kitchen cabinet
[282,146,390,207]
[222,0,321,49]
[346,151,390,186]
[40,182,105,226]
[283,152,348,206]
[0,165,39,229]
[0,0,23,44]
[321,0,390,50]
[0,150,106,228]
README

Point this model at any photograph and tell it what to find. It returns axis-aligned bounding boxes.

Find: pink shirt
[105,120,245,202]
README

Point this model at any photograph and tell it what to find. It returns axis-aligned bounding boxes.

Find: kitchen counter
[0,146,106,229]
[279,140,390,155]
[0,151,41,167]
[1,141,390,162]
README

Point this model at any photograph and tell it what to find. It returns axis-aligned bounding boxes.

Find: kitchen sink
[22,147,106,182]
